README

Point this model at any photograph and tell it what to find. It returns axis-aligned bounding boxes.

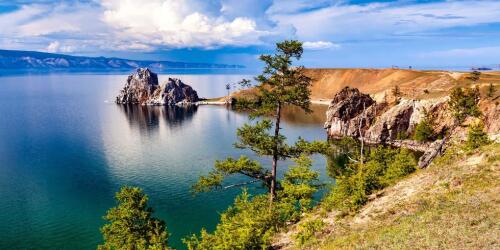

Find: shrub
[448,87,481,123]
[414,107,434,142]
[294,219,325,246]
[465,122,490,150]
[381,149,417,185]
[324,147,417,213]
[414,120,434,141]
[487,83,495,98]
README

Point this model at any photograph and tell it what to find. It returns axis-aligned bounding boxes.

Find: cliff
[116,68,199,106]
[323,86,499,167]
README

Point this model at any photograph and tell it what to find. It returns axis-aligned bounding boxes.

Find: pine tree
[392,85,401,103]
[99,186,170,250]
[467,70,481,83]
[448,87,481,123]
[192,40,327,203]
[487,83,495,98]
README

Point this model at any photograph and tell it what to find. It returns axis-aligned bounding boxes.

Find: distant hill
[0,49,244,71]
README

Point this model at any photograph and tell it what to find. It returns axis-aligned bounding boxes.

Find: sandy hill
[305,68,500,101]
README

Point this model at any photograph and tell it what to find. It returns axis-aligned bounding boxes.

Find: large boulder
[324,87,376,138]
[116,68,159,104]
[115,68,199,106]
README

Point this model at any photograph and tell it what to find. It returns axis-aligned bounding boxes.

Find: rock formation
[323,87,376,138]
[324,87,457,168]
[116,68,159,104]
[115,68,199,106]
[146,78,199,106]
[325,87,451,144]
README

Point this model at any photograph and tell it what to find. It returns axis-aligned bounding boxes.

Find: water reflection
[280,105,328,126]
[232,104,328,126]
[118,105,199,132]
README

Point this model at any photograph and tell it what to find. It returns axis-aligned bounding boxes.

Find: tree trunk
[270,103,281,203]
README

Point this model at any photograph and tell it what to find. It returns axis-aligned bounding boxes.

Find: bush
[414,120,434,142]
[448,87,481,123]
[324,147,417,213]
[381,149,417,186]
[294,219,325,246]
[465,122,490,150]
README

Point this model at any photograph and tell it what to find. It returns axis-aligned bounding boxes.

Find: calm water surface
[0,73,329,249]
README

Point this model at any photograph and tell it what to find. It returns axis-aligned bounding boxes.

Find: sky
[0,0,499,69]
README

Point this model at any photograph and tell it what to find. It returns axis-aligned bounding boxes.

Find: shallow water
[0,73,329,249]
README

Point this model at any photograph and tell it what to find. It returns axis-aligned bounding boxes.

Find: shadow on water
[117,104,199,131]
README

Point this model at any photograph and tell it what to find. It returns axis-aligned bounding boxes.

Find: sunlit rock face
[324,87,452,143]
[324,87,376,138]
[116,68,159,104]
[147,78,199,106]
[116,68,199,106]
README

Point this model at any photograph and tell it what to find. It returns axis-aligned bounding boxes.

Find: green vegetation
[391,85,401,103]
[448,86,481,123]
[294,218,325,246]
[99,186,170,250]
[324,146,417,213]
[465,121,490,150]
[413,108,434,142]
[185,157,322,249]
[467,70,481,83]
[186,40,329,249]
[487,83,496,98]
[320,143,500,250]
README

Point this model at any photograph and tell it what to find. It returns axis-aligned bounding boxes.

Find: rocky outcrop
[115,68,199,106]
[146,78,199,106]
[324,87,376,138]
[325,87,451,144]
[116,68,159,104]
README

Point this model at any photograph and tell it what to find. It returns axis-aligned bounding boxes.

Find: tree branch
[223,179,262,189]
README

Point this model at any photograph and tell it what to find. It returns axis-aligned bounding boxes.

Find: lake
[0,72,330,249]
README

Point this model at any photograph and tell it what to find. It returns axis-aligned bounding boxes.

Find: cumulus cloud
[102,0,266,48]
[1,0,500,56]
[303,41,340,50]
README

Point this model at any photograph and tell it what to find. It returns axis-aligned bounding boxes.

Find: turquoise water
[0,73,329,249]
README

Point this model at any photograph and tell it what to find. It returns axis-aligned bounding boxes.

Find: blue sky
[0,0,499,69]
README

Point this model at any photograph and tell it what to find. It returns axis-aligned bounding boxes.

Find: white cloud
[46,41,75,53]
[272,1,500,41]
[0,0,500,55]
[303,41,340,50]
[101,0,268,48]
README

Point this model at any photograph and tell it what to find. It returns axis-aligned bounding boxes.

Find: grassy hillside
[273,143,500,249]
[304,68,500,101]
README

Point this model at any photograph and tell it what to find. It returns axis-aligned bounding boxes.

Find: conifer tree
[192,40,327,202]
[99,186,170,250]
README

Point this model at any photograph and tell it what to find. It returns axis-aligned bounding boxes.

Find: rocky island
[115,68,199,106]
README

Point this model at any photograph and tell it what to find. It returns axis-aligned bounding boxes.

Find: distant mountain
[0,49,244,71]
